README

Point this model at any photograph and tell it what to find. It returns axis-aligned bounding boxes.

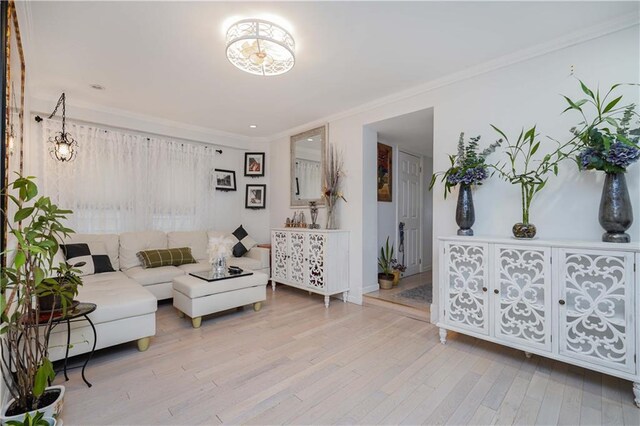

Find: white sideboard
[438,236,640,407]
[271,229,349,307]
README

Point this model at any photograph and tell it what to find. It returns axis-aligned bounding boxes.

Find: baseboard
[362,283,380,294]
[421,265,432,273]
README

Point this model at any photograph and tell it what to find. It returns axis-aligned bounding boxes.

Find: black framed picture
[245,184,266,209]
[244,152,265,177]
[214,169,236,191]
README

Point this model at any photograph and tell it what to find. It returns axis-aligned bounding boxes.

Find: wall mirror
[290,126,326,207]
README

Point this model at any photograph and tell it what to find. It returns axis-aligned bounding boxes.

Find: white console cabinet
[271,229,349,307]
[438,236,640,407]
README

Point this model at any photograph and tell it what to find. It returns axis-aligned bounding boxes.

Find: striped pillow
[137,247,196,269]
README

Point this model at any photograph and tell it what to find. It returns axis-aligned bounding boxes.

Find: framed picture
[2,0,26,261]
[377,142,392,202]
[214,169,236,191]
[245,184,266,209]
[244,152,265,177]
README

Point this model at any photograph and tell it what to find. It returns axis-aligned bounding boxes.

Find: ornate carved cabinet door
[557,249,636,374]
[443,241,490,335]
[307,232,326,289]
[288,232,306,285]
[493,245,552,352]
[272,230,288,281]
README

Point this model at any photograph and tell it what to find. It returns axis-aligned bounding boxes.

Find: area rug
[394,284,432,304]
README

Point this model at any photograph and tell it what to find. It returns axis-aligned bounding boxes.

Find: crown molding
[30,94,271,148]
[267,13,640,142]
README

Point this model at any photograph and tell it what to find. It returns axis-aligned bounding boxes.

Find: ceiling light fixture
[225,19,295,76]
[249,124,257,129]
[89,83,105,90]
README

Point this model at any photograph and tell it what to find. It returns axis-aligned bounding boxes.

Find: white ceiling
[26,1,637,138]
[370,108,434,157]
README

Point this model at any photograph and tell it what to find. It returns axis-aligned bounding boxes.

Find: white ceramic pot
[1,385,65,424]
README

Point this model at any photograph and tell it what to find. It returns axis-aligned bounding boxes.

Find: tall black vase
[599,172,633,243]
[456,184,475,236]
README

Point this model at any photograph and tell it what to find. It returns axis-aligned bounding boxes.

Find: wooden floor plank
[54,286,639,425]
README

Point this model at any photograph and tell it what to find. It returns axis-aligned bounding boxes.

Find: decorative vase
[456,184,475,236]
[325,199,336,229]
[378,273,394,290]
[599,172,633,243]
[1,385,65,424]
[213,256,226,275]
[512,222,537,239]
[309,201,319,229]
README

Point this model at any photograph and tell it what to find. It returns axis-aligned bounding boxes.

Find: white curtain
[295,159,321,200]
[35,118,218,233]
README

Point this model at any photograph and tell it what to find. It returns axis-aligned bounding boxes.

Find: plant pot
[38,294,62,312]
[1,385,65,424]
[599,172,633,243]
[512,222,537,239]
[456,184,475,236]
[378,273,394,290]
[392,270,401,286]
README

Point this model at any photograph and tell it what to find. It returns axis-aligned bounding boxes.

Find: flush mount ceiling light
[225,19,295,76]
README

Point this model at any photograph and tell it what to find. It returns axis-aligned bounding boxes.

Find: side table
[44,302,98,387]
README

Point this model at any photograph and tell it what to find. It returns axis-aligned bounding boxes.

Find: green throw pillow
[137,247,196,268]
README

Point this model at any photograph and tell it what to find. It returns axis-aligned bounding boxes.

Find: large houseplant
[1,175,79,422]
[563,80,640,242]
[490,125,579,239]
[429,132,500,235]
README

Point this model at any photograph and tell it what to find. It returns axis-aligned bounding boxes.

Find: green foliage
[490,125,578,224]
[563,80,640,173]
[377,237,394,276]
[5,410,51,426]
[1,175,80,414]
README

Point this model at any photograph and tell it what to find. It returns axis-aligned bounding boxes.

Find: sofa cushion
[61,242,115,276]
[177,261,212,274]
[80,271,129,285]
[62,233,120,270]
[124,265,184,286]
[77,275,157,324]
[137,247,196,268]
[227,256,262,271]
[120,231,167,270]
[168,231,208,261]
[230,225,257,257]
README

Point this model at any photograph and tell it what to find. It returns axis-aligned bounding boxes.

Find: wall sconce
[45,93,78,162]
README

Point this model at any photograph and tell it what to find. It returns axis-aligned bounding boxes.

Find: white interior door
[398,151,421,276]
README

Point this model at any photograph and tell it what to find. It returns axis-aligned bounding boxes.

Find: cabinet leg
[324,296,330,308]
[525,352,532,359]
[439,328,447,345]
[271,280,276,292]
[633,382,640,408]
[342,291,348,303]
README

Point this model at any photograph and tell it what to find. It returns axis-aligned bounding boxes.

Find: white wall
[270,26,640,314]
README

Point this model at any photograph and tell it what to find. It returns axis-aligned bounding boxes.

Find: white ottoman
[173,272,268,328]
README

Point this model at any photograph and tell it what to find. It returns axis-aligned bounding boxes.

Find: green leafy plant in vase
[490,126,579,239]
[377,237,395,290]
[429,132,501,235]
[1,175,80,423]
[563,80,639,242]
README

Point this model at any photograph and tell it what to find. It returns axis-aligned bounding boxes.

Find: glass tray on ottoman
[189,270,254,282]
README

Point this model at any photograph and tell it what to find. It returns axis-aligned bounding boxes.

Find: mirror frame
[290,125,326,207]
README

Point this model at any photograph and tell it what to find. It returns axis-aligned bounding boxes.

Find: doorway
[364,107,434,321]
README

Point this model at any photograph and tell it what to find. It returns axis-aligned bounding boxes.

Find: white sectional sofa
[48,229,269,361]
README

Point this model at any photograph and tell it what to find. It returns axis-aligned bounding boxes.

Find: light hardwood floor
[56,285,640,425]
[364,272,432,322]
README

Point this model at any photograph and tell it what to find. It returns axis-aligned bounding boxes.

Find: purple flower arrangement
[429,133,500,198]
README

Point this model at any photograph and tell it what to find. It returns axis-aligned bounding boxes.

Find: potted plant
[390,259,406,286]
[5,410,57,426]
[1,175,77,423]
[37,261,83,313]
[377,237,395,290]
[490,125,578,238]
[429,133,501,235]
[563,80,640,242]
